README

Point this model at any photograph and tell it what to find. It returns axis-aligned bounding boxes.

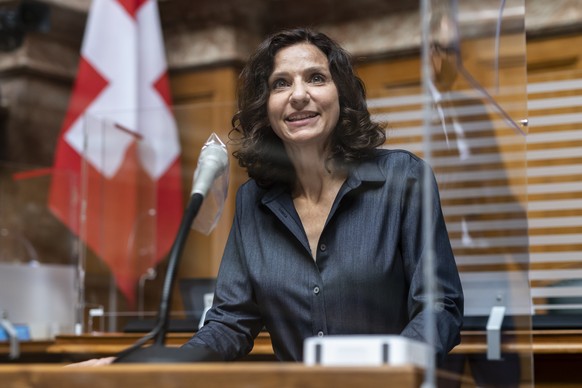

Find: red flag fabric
[49,0,183,306]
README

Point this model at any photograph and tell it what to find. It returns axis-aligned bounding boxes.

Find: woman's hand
[65,357,116,367]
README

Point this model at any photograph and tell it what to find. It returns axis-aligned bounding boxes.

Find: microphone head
[200,142,229,170]
[191,142,229,197]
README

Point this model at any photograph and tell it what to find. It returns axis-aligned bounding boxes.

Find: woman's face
[267,43,340,150]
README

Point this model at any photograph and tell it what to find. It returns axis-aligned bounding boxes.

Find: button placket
[310,263,327,340]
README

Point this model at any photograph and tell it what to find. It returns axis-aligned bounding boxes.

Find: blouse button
[317,331,324,337]
[319,244,327,251]
[313,286,320,295]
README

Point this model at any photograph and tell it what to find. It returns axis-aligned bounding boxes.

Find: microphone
[113,134,228,363]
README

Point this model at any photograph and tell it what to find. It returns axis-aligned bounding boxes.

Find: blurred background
[1,0,582,383]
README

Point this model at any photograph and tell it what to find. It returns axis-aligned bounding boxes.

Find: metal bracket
[0,309,20,359]
[486,305,506,360]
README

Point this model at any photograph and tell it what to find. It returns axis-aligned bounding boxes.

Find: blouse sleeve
[398,157,464,360]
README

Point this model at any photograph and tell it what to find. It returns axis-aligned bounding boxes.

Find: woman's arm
[398,158,464,359]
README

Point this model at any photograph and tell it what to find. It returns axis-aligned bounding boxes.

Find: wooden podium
[0,333,470,387]
[0,363,446,388]
[4,330,582,386]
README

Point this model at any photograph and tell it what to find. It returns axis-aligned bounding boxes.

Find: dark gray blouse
[184,149,463,361]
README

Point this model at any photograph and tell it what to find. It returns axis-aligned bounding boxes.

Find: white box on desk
[303,335,430,368]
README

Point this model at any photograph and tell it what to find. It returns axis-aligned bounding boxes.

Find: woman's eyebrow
[270,66,329,79]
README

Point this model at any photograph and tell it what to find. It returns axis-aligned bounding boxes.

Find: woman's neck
[293,160,346,203]
[283,142,344,200]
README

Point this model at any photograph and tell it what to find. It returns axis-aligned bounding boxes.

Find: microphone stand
[113,192,221,363]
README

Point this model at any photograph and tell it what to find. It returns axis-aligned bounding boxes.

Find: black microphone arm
[114,140,228,363]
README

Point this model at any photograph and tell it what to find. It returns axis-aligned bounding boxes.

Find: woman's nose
[290,82,309,104]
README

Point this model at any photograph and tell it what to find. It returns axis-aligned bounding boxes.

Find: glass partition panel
[424,0,532,386]
[367,0,531,386]
[0,162,79,339]
[79,102,236,334]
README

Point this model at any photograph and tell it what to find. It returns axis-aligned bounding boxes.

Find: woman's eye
[272,79,288,89]
[311,74,326,83]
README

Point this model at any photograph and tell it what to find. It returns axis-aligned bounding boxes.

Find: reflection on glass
[0,163,79,339]
[424,0,531,386]
[418,0,532,386]
[75,102,236,334]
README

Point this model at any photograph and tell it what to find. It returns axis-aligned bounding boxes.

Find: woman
[73,27,463,366]
[183,28,463,362]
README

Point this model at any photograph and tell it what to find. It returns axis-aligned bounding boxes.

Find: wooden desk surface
[453,329,582,354]
[4,330,582,360]
[38,329,582,357]
[0,340,54,355]
[0,363,433,388]
[44,332,274,357]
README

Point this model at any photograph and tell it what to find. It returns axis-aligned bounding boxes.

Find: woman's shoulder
[236,178,262,197]
[372,148,424,168]
[235,178,283,202]
[363,148,431,183]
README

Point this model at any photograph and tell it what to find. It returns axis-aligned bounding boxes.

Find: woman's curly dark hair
[230,27,386,187]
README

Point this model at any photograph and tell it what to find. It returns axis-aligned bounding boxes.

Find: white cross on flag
[49,0,183,305]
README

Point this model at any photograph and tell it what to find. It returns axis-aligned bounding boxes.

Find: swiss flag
[49,0,183,306]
